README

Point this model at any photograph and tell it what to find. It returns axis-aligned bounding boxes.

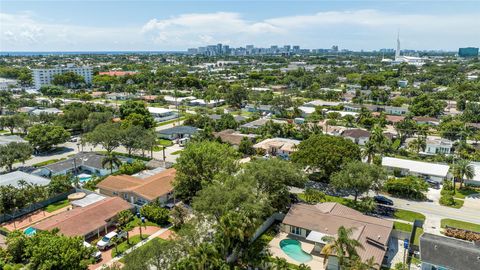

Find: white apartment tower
[32,64,93,89]
[395,31,401,60]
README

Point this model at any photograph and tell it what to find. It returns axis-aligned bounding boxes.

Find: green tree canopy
[291,134,361,181]
[26,124,70,152]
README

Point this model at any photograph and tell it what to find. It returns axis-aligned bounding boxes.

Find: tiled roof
[97,168,176,201]
[283,203,393,268]
[342,128,371,139]
[33,197,132,237]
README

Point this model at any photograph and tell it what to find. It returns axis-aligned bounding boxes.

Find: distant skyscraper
[395,31,401,60]
[458,47,479,58]
[331,45,339,52]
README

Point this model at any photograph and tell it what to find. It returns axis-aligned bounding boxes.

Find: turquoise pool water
[24,227,36,236]
[79,176,92,183]
[279,239,313,263]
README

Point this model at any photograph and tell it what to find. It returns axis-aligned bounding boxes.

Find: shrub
[118,160,146,175]
[140,204,169,225]
[303,188,326,204]
[384,176,428,200]
[439,194,455,206]
[444,227,480,241]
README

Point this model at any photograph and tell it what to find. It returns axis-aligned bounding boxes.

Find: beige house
[97,168,176,206]
[278,203,393,269]
[253,138,300,158]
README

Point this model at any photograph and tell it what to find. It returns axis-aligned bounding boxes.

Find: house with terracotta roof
[272,202,393,269]
[96,168,176,206]
[33,197,133,239]
[253,138,300,158]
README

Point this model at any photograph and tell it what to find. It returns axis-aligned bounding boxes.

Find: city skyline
[1,0,480,52]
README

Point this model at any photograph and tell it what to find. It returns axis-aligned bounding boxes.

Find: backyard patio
[268,232,326,270]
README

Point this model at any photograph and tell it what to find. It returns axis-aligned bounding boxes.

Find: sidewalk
[95,226,172,270]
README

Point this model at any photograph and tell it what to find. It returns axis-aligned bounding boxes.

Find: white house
[341,129,370,146]
[384,106,409,116]
[424,139,453,155]
[147,107,178,122]
[253,138,300,159]
[381,157,450,183]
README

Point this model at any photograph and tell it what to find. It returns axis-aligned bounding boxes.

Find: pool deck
[268,232,326,270]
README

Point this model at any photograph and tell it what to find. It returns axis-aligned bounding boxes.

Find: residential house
[240,118,287,130]
[413,117,440,126]
[253,138,300,158]
[342,129,371,146]
[31,108,62,115]
[35,152,128,178]
[383,106,408,116]
[97,168,176,206]
[147,107,178,122]
[424,138,453,155]
[381,157,450,183]
[157,125,198,140]
[163,95,196,105]
[298,106,316,118]
[420,233,480,270]
[213,129,256,146]
[188,98,225,107]
[303,100,342,108]
[278,202,393,269]
[244,104,276,115]
[33,197,133,239]
[208,114,246,123]
[397,80,408,88]
[0,171,50,188]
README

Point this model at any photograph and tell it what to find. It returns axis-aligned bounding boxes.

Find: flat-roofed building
[381,157,450,182]
[147,107,178,122]
[0,171,50,188]
[32,64,93,89]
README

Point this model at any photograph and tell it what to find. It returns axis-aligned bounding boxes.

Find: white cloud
[1,9,479,51]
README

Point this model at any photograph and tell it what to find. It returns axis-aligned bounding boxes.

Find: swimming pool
[279,239,313,263]
[79,176,92,182]
[24,227,36,236]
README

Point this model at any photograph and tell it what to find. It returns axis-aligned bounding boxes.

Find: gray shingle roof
[420,233,480,270]
[157,125,198,136]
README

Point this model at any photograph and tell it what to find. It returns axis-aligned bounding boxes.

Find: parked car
[83,241,102,261]
[96,231,127,250]
[374,195,394,206]
[425,179,440,189]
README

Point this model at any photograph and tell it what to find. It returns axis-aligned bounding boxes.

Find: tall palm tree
[450,159,475,189]
[102,153,122,174]
[321,226,364,269]
[361,141,376,164]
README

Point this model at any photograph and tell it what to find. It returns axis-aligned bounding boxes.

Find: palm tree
[362,141,376,164]
[450,159,475,189]
[409,137,426,154]
[102,153,122,174]
[117,210,134,244]
[321,226,364,269]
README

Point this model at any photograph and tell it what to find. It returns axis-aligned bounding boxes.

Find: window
[290,226,302,235]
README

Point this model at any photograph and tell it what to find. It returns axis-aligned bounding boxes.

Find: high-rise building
[32,64,93,89]
[292,45,300,52]
[458,47,479,58]
[395,32,401,60]
[331,45,339,52]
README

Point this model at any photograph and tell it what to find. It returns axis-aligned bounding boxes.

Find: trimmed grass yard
[127,217,160,228]
[441,219,480,232]
[156,117,186,127]
[32,158,65,168]
[171,150,183,155]
[158,139,173,147]
[120,237,167,263]
[44,199,70,213]
[393,221,423,246]
[453,187,480,199]
[394,209,426,223]
[112,234,149,257]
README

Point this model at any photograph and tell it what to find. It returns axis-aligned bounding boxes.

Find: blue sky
[1,0,479,51]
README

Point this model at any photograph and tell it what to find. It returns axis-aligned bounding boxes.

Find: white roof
[147,107,174,114]
[298,106,316,115]
[306,230,330,244]
[0,171,50,187]
[305,100,341,107]
[381,157,450,177]
[71,193,106,208]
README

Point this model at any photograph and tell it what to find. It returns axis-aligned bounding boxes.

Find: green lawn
[156,117,186,127]
[120,237,167,263]
[127,217,160,228]
[394,209,426,223]
[454,187,480,199]
[158,139,173,147]
[111,234,149,257]
[32,158,65,167]
[441,219,480,232]
[44,199,70,213]
[171,150,183,155]
[393,221,423,246]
